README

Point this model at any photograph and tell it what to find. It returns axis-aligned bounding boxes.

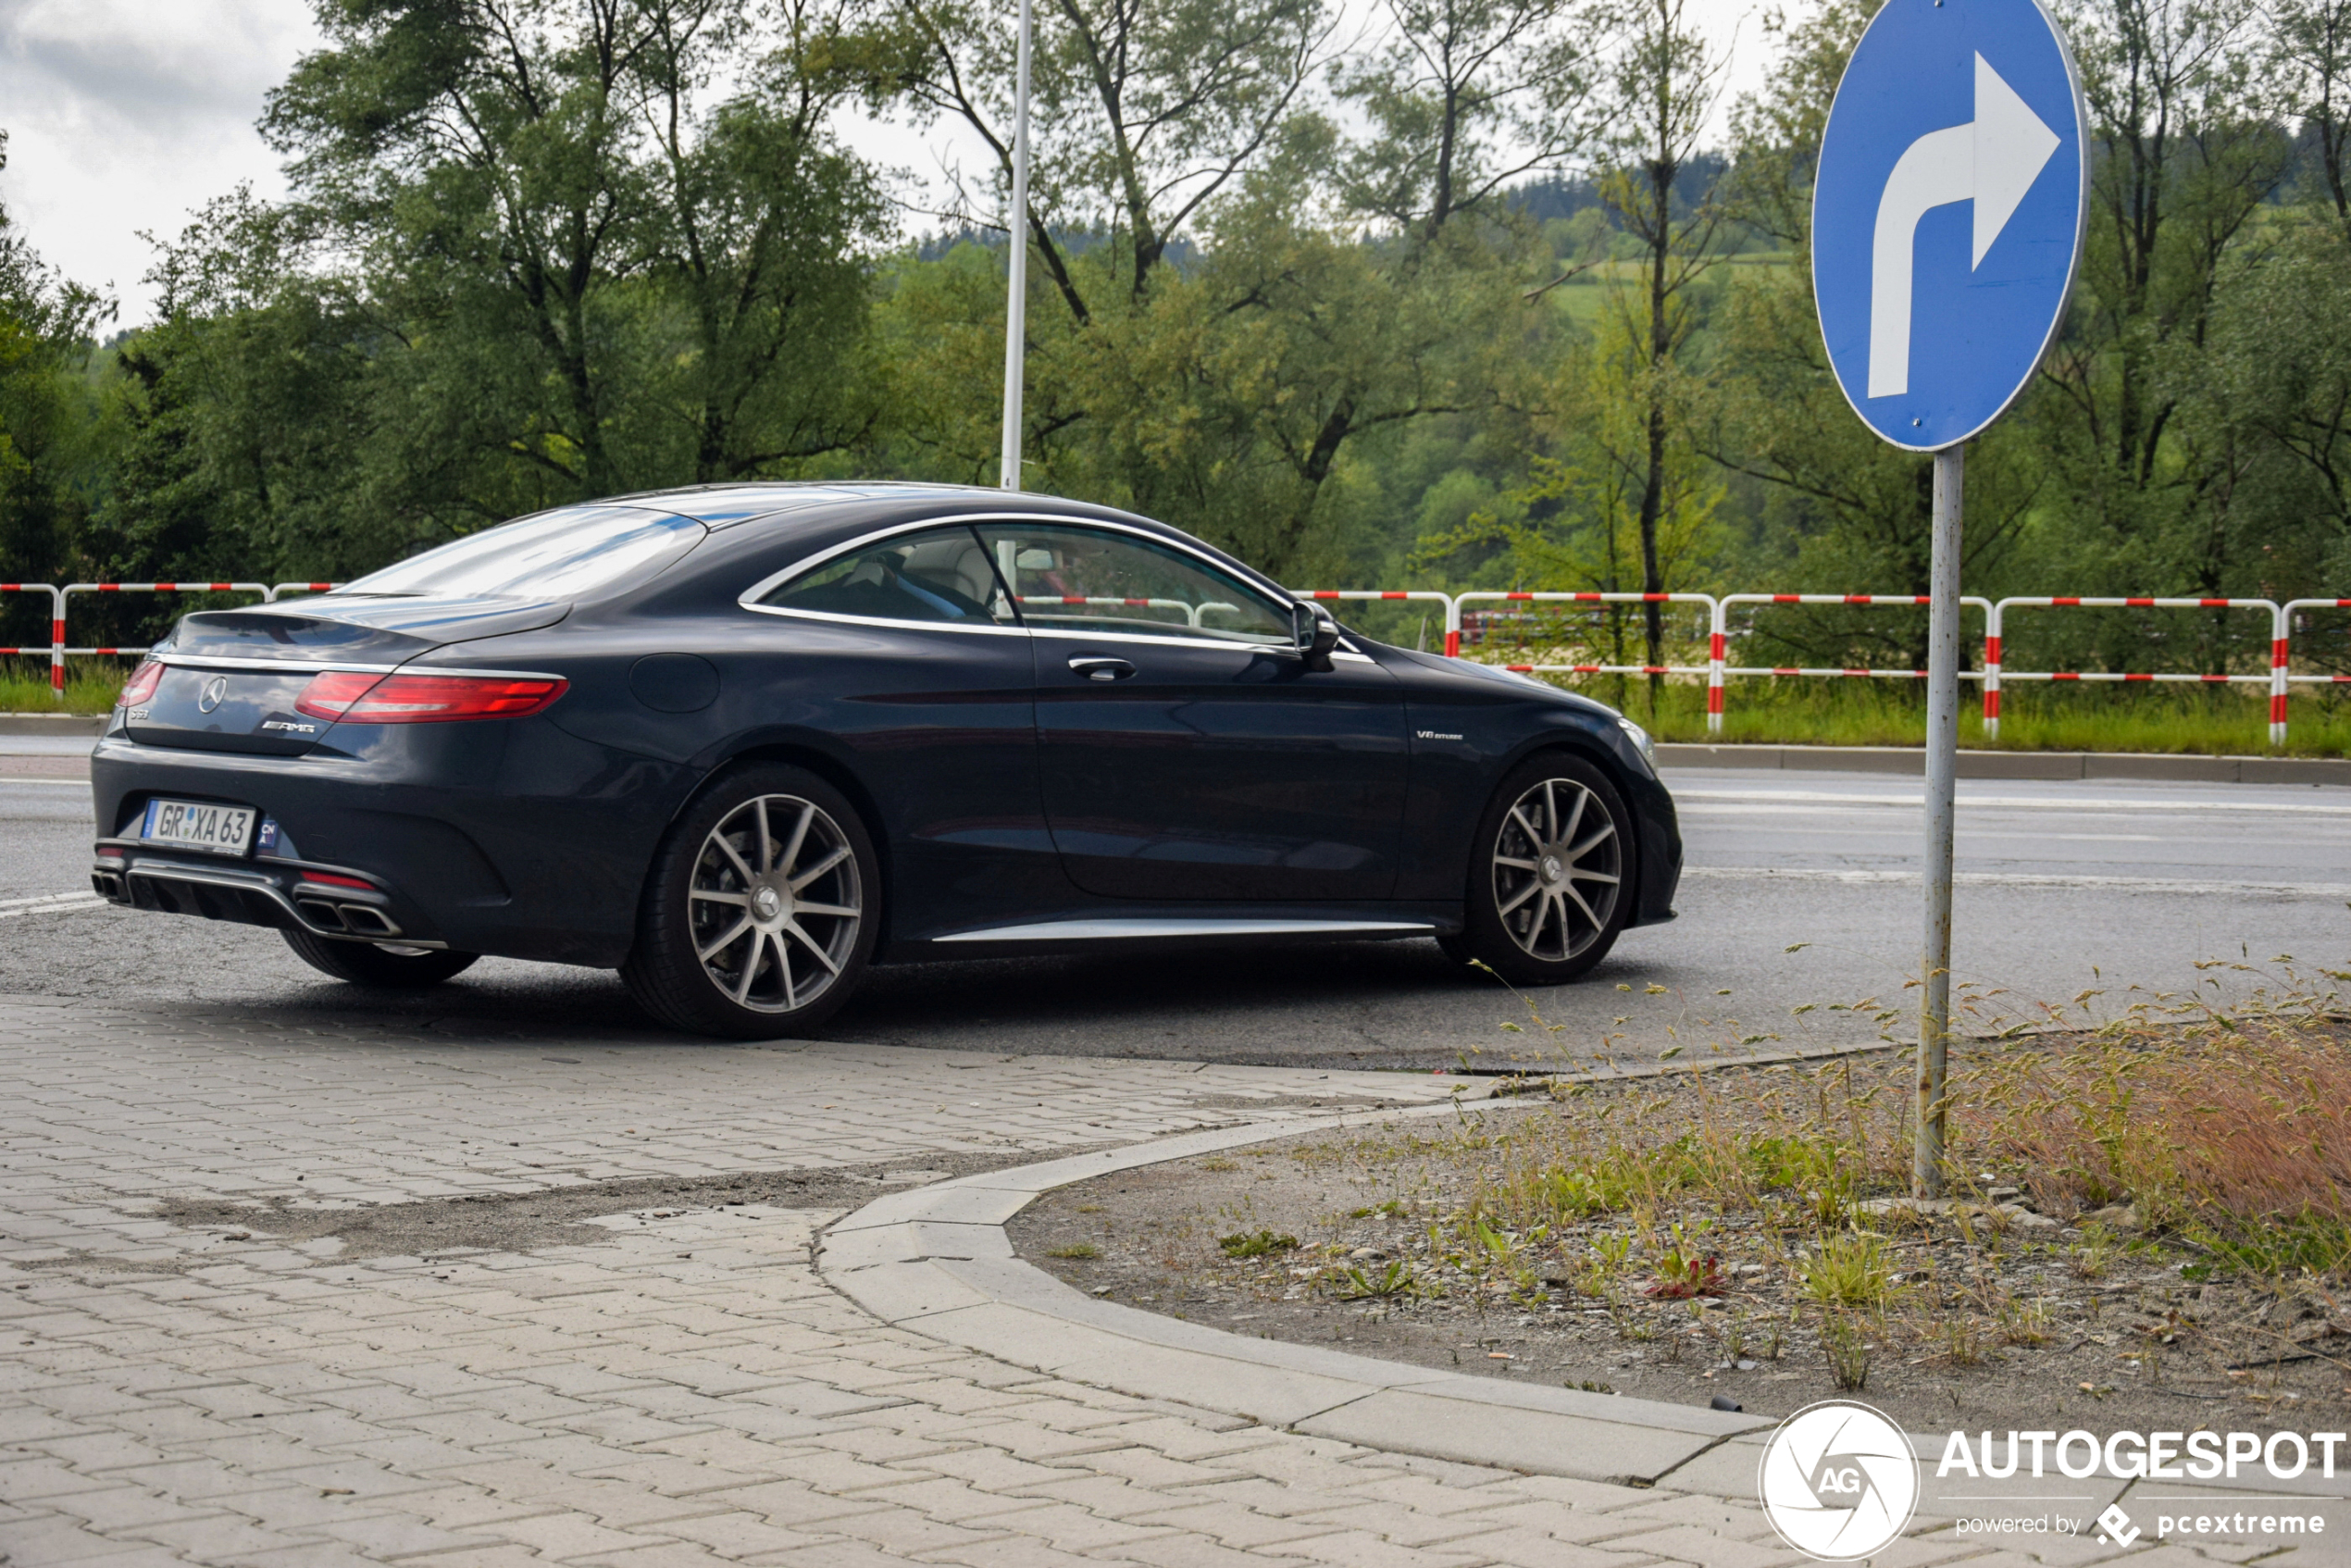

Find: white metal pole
[998,0,1034,492]
[1915,444,1963,1197]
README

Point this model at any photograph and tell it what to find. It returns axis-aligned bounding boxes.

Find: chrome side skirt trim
[933,917,1434,944]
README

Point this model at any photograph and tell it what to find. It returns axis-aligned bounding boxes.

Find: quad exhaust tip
[96,855,407,943]
[292,897,403,938]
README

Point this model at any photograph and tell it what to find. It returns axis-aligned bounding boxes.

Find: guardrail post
[2280,599,2351,731]
[2271,603,2291,748]
[53,584,70,701]
[1706,598,1725,733]
[1983,600,2003,742]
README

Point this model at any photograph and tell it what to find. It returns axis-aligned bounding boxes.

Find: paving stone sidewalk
[0,1002,2290,1566]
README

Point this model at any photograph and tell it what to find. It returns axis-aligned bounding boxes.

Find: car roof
[602,480,1084,529]
[600,480,1287,605]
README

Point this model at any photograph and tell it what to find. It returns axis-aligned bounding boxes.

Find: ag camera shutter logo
[1758,1400,1921,1561]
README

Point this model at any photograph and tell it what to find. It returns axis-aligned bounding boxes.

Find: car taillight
[117,659,163,708]
[294,671,567,724]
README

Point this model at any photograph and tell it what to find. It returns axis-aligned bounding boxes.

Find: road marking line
[1671,788,2351,815]
[1684,865,2351,897]
[0,892,106,919]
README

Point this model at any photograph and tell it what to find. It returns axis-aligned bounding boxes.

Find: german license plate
[140,798,256,856]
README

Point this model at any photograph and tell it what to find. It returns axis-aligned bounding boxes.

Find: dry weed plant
[1280,960,2351,1387]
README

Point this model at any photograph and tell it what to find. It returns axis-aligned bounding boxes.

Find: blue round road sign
[1812,0,2088,452]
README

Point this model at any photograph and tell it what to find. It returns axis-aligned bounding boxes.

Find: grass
[1502,667,2351,757]
[1461,970,2351,1274]
[1046,1241,1101,1260]
[1278,964,2351,1391]
[2,656,126,715]
[1801,1233,1895,1309]
[1217,1229,1299,1258]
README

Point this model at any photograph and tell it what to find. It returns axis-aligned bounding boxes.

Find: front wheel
[621,764,878,1039]
[1450,753,1634,986]
[282,928,479,989]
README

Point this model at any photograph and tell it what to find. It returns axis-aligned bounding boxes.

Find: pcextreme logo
[1757,1400,1921,1562]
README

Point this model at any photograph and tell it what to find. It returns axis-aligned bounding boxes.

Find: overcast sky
[0,0,1769,330]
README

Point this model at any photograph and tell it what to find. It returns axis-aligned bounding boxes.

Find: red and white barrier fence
[0,583,63,693]
[2281,600,2351,720]
[49,583,275,699]
[1715,593,1996,728]
[1452,591,1719,693]
[6,579,2343,745]
[1983,597,2286,744]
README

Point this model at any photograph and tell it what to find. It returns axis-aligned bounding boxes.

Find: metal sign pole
[1915,443,1963,1196]
[998,0,1034,492]
[1808,0,2086,1198]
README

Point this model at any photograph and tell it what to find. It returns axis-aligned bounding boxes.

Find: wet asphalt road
[5,733,2346,1068]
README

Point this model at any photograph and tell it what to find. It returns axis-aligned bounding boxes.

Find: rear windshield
[335,504,705,601]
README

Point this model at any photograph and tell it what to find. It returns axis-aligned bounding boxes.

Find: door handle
[1068,656,1136,682]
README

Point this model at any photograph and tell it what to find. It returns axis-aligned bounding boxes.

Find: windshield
[336,504,705,601]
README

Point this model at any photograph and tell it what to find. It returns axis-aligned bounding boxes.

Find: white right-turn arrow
[1867,54,2060,399]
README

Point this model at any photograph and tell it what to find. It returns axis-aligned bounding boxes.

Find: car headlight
[1619,716,1656,765]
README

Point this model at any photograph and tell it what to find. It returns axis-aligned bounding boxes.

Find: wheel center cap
[1539,854,1564,884]
[751,886,784,921]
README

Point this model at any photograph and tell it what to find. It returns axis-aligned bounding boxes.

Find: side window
[970,523,1291,644]
[758,526,1016,626]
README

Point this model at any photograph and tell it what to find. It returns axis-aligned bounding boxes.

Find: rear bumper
[92,843,442,946]
[89,719,690,966]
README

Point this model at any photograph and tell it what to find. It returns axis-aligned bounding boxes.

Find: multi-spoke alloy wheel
[1451,753,1634,984]
[624,765,878,1038]
[690,794,863,1013]
[1491,775,1621,962]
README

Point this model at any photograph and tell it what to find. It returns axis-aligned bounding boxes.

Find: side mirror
[1290,602,1340,670]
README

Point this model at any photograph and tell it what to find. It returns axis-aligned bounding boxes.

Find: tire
[621,763,878,1039]
[1452,752,1634,986]
[282,927,479,989]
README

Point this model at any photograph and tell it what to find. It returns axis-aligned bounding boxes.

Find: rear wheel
[282,928,479,989]
[1449,753,1633,986]
[622,764,877,1039]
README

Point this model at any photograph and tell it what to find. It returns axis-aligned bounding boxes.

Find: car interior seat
[898,538,1003,614]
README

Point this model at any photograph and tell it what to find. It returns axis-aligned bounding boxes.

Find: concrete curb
[0,713,102,737]
[815,1098,1773,1491]
[1658,742,2351,785]
[817,1101,2351,1508]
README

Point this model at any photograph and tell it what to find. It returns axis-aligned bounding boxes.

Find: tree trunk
[1636,159,1673,716]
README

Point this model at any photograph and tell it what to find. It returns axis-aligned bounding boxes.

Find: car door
[972,520,1410,902]
[737,522,1057,940]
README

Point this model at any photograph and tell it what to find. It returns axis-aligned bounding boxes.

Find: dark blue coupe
[90,485,1681,1037]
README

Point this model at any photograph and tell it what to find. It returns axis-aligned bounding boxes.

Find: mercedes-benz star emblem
[197,676,229,714]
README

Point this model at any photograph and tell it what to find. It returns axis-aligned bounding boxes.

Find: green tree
[1592,0,1729,691]
[2040,0,2288,599]
[879,0,1328,317]
[114,0,891,572]
[0,132,113,643]
[1329,0,1598,243]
